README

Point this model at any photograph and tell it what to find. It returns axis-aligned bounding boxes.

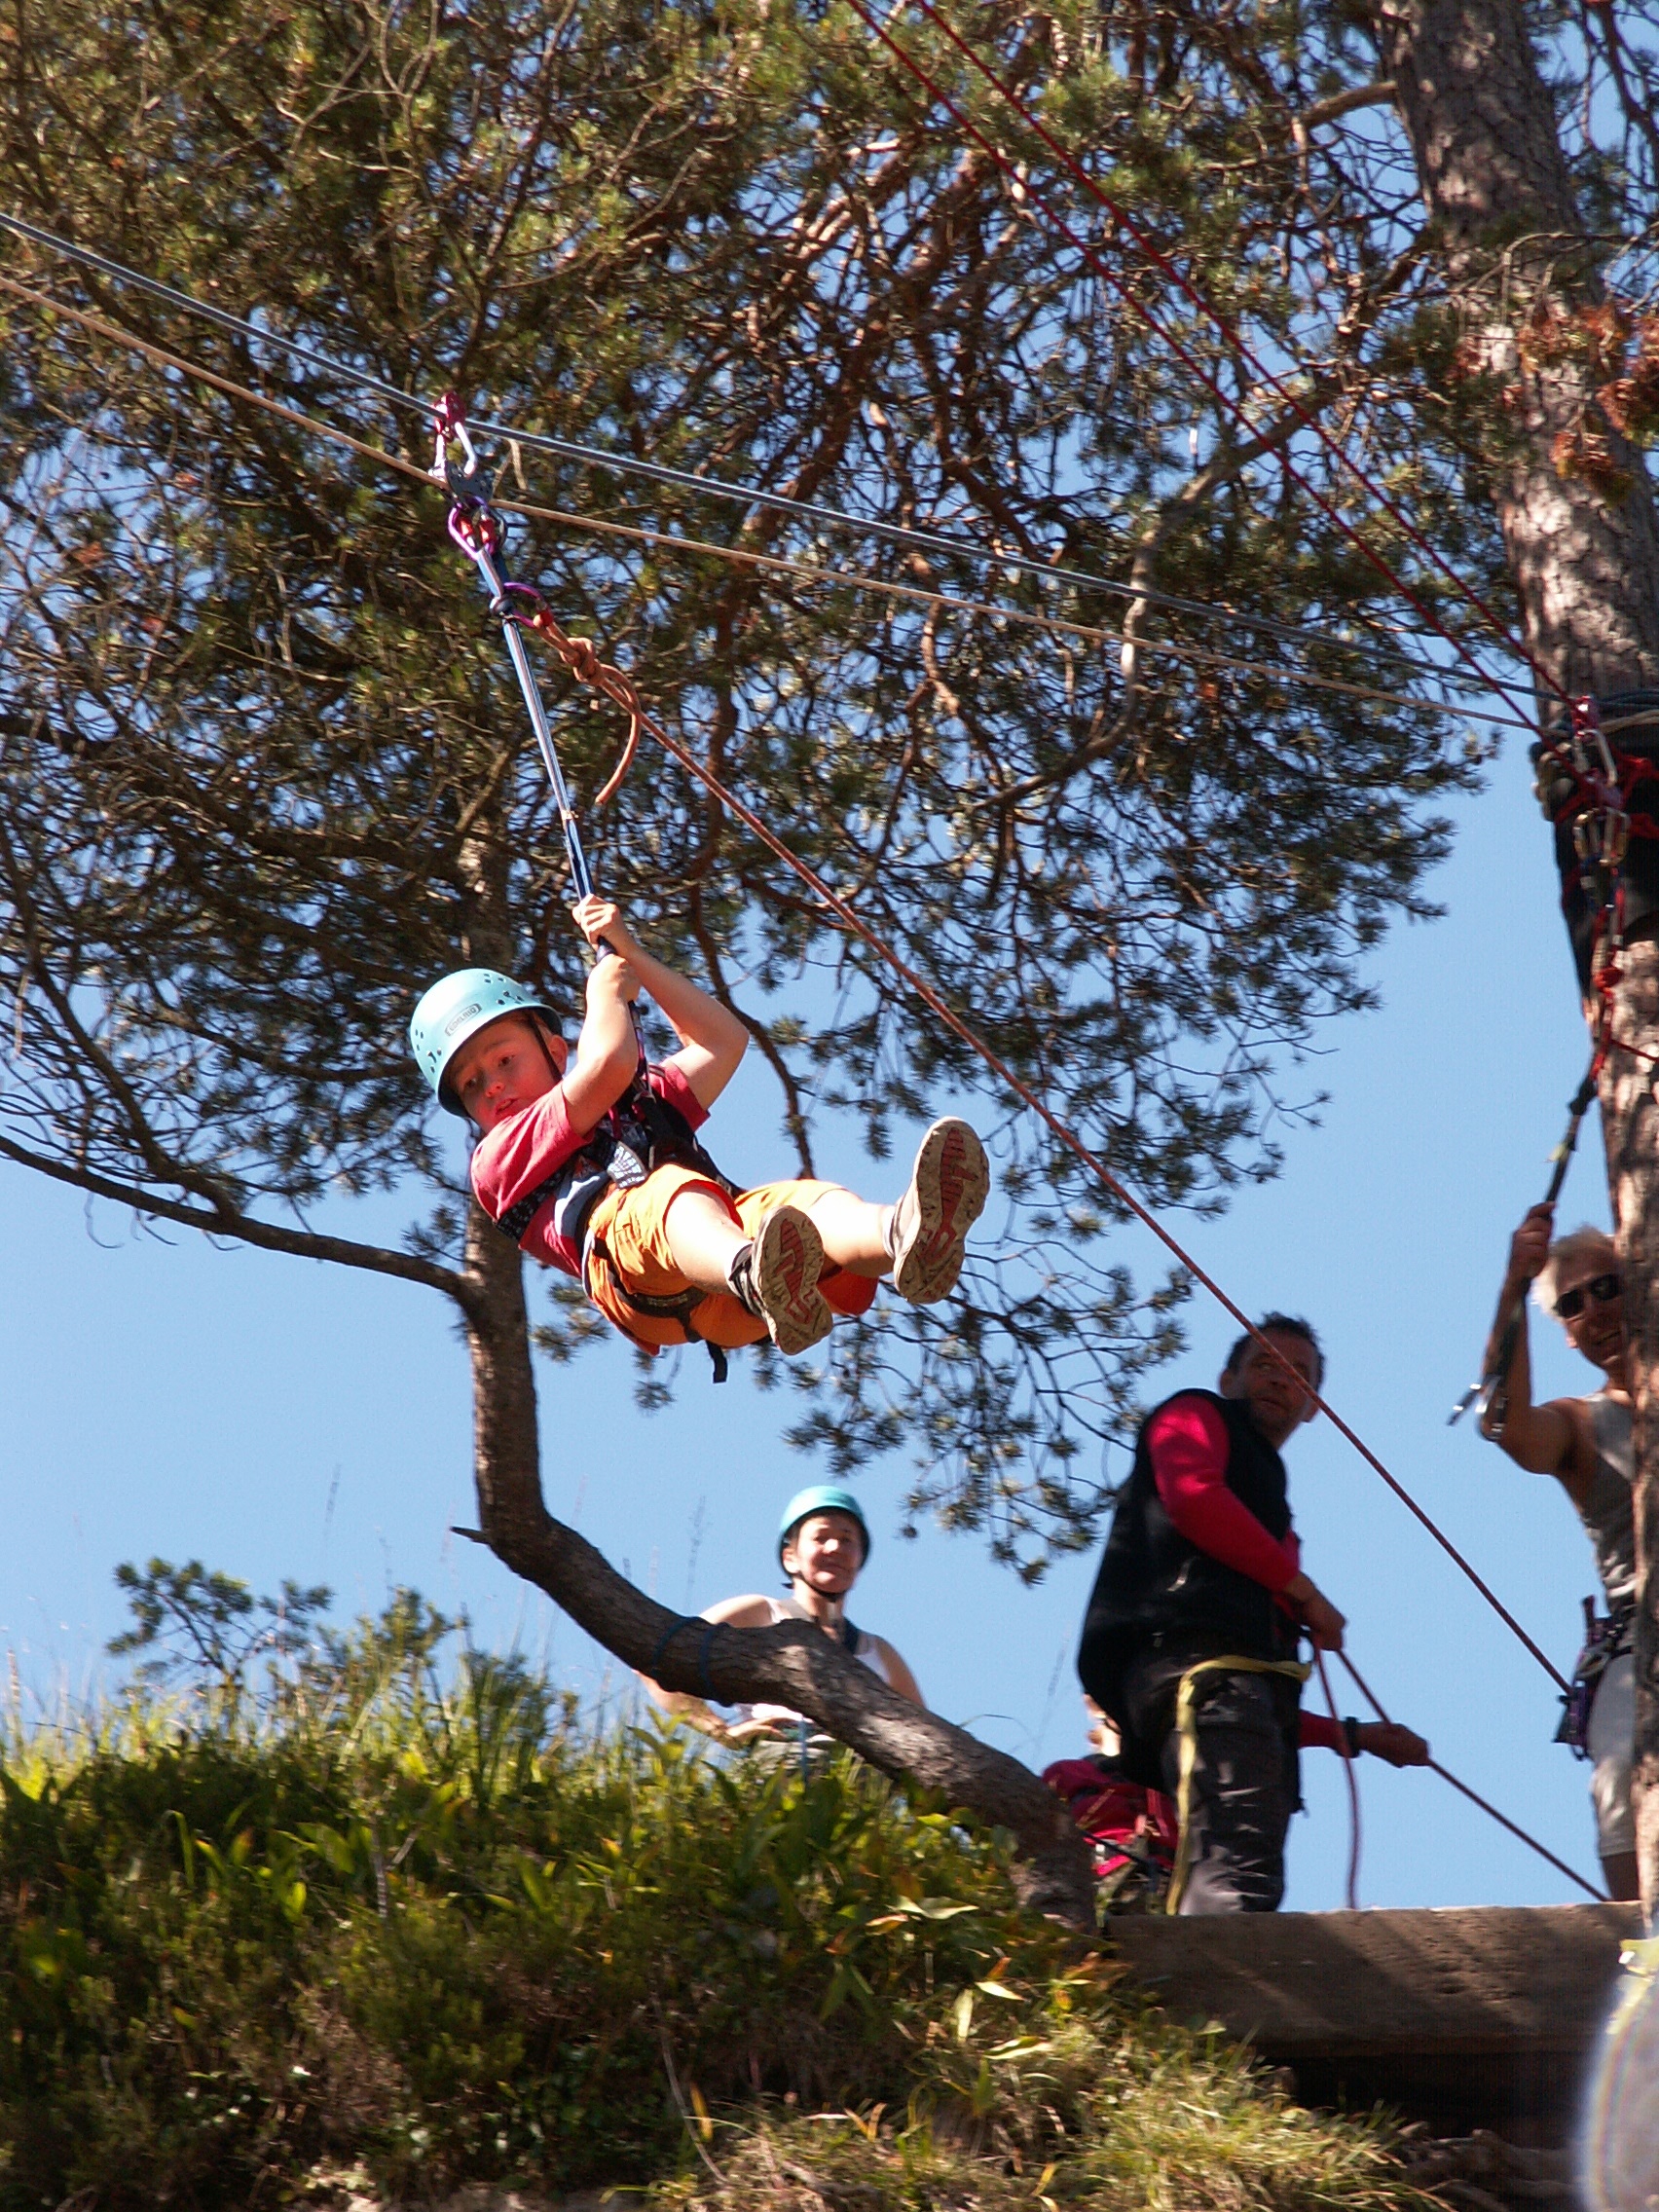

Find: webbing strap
[1165,1654,1311,1916]
[496,1170,563,1244]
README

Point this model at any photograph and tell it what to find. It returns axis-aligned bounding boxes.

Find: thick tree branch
[482,1500,1095,1925]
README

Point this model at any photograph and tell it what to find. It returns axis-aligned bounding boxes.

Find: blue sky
[0,710,1619,1911]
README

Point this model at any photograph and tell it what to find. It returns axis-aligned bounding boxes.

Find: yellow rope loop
[1165,1654,1311,1915]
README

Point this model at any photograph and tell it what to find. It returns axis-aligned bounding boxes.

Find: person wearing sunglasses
[1481,1205,1637,1900]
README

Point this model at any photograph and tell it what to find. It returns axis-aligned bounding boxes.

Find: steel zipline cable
[0,204,1539,706]
[0,271,1536,736]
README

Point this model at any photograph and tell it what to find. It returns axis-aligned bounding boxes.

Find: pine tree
[6,0,1646,1898]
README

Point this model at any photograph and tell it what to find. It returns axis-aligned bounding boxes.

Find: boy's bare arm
[571,896,748,1107]
[561,949,645,1132]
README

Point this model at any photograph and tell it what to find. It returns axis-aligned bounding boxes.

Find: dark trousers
[1122,1645,1303,1914]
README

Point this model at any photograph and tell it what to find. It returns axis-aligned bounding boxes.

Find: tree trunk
[1375,0,1659,1912]
[454,1205,1092,1923]
[1601,940,1659,1911]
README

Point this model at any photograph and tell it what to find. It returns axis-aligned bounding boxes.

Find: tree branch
[478,1500,1095,1927]
[0,1129,472,1305]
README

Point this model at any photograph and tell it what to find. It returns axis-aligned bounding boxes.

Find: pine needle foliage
[0,1594,1437,2212]
[0,0,1497,1562]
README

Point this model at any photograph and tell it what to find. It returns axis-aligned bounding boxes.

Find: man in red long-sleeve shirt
[1079,1315,1428,1913]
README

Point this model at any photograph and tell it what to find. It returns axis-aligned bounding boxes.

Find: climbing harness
[429,392,739,1380]
[1556,1596,1637,1759]
[1163,1653,1312,1915]
[1450,691,1659,1429]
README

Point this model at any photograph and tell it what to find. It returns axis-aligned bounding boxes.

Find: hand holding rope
[1450,695,1640,1428]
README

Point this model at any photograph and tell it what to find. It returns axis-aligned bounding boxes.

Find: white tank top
[737,1596,896,1729]
[1580,1391,1637,1608]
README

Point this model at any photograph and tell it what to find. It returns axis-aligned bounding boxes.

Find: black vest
[1078,1390,1297,1731]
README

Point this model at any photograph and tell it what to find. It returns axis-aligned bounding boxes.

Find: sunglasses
[1554,1272,1623,1321]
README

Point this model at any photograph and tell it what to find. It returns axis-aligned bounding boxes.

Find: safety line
[514,596,1572,1695]
[2,265,1569,1690]
[0,274,1532,735]
[1339,1652,1605,1899]
[1313,1647,1362,1910]
[0,204,1527,693]
[844,0,1549,720]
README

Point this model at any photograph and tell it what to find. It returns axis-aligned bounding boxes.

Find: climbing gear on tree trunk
[1449,693,1659,1428]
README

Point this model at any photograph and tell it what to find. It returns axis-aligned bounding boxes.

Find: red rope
[1339,1653,1606,1900]
[842,0,1564,717]
[1314,1648,1362,1910]
[520,605,1570,1694]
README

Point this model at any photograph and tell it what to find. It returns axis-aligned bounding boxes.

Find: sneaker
[890,1119,990,1305]
[726,1203,833,1355]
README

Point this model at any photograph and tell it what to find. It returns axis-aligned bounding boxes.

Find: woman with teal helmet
[643,1487,922,1746]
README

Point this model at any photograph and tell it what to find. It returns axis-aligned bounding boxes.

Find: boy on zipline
[410,894,990,1365]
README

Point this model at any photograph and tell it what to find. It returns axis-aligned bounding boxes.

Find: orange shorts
[582,1167,880,1350]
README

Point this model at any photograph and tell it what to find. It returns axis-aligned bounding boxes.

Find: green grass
[0,1592,1437,2211]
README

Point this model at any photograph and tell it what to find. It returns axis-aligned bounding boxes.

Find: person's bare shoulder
[699,1594,784,1629]
[866,1635,925,1709]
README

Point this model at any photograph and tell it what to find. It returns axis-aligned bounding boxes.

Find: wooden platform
[1112,1902,1644,2144]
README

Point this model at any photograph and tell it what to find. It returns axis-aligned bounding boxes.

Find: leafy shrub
[0,1583,1433,2211]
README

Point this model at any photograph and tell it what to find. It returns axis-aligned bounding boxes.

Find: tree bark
[1375,0,1659,1914]
[1601,940,1659,1913]
[1378,0,1659,698]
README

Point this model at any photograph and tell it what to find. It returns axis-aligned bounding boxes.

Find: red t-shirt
[1145,1393,1344,1751]
[470,1059,709,1277]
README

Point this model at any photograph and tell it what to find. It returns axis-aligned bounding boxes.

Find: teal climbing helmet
[409,967,561,1116]
[778,1486,870,1564]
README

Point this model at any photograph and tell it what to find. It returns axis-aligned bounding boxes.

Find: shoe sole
[751,1204,833,1356]
[892,1120,990,1305]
